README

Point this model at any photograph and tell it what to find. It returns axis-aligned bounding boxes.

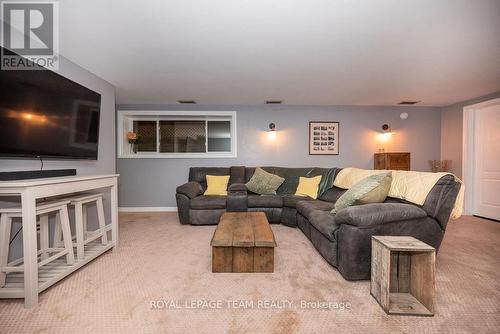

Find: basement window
[133,120,157,152]
[117,110,237,158]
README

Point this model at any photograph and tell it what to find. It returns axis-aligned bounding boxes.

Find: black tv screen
[0,48,101,160]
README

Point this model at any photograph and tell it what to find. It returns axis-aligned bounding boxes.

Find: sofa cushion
[190,195,227,209]
[247,195,283,208]
[308,210,339,242]
[334,203,427,228]
[204,175,230,196]
[246,167,285,195]
[295,175,323,199]
[332,172,392,213]
[248,207,282,223]
[296,200,336,220]
[282,195,314,208]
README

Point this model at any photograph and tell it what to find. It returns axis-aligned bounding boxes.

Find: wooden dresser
[374,152,411,171]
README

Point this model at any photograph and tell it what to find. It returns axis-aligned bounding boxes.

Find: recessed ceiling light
[177,100,197,104]
[398,100,420,105]
[265,100,283,104]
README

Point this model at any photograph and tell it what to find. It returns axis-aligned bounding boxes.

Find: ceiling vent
[398,100,420,105]
[265,100,283,104]
[177,100,197,104]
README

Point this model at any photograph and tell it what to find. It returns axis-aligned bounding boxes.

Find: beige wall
[440,91,500,179]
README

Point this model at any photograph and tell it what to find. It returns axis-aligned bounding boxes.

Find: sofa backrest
[189,166,460,229]
[188,166,245,191]
[318,186,346,202]
[378,175,460,230]
[188,166,339,195]
[245,167,330,195]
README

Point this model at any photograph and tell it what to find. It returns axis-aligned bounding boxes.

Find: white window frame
[117,110,237,158]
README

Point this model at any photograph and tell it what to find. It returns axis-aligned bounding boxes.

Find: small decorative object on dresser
[309,121,339,155]
[429,160,452,173]
[371,236,436,316]
[374,152,410,170]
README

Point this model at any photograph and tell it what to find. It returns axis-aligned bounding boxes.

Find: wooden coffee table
[211,212,277,273]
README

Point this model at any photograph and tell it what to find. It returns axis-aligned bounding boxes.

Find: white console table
[0,174,119,308]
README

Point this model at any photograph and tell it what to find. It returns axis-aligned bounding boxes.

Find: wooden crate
[371,236,435,316]
[211,212,276,273]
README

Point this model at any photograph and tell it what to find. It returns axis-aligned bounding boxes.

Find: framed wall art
[309,121,339,155]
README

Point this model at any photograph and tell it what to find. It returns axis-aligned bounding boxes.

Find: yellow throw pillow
[295,175,323,199]
[204,175,230,196]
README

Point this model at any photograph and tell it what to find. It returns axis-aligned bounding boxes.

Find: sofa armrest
[176,181,203,199]
[335,203,427,229]
[228,183,247,195]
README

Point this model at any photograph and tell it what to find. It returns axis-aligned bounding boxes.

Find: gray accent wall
[0,55,116,175]
[117,104,442,207]
[440,91,500,179]
[0,54,116,260]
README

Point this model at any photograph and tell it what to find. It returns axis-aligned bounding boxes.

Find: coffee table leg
[254,247,274,272]
[212,247,232,272]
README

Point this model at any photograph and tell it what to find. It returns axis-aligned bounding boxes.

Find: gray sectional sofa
[176,166,461,280]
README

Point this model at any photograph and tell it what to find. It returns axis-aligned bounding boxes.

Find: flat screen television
[0,47,101,160]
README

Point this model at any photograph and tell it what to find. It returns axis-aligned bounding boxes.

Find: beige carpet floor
[0,213,499,333]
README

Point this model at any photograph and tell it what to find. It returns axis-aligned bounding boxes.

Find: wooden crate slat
[389,293,433,316]
[232,217,254,247]
[252,214,276,247]
[210,214,234,247]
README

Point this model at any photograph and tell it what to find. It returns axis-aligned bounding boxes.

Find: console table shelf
[1,241,114,299]
[0,174,119,308]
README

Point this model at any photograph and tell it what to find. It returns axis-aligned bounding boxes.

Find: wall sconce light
[268,122,277,140]
[376,124,394,152]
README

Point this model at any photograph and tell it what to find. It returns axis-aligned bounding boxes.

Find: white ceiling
[59,0,500,106]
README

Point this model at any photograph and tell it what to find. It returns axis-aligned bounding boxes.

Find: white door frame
[462,97,500,215]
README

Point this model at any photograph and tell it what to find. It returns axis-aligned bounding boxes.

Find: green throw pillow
[246,167,285,195]
[331,172,392,214]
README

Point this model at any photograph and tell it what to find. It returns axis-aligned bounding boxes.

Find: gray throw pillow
[331,172,392,214]
[246,167,285,195]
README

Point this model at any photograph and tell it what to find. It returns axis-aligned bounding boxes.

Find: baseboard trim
[118,206,178,212]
